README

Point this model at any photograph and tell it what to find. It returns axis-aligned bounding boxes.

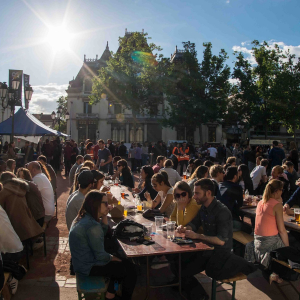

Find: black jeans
[89,260,137,300]
[171,251,212,299]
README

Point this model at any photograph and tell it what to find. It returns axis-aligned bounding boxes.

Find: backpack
[113,219,146,239]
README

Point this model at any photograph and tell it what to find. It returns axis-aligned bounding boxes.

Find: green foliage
[56,96,68,118]
[90,32,165,114]
[162,42,231,140]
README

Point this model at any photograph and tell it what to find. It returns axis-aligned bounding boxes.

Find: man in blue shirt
[96,139,112,174]
[269,140,285,168]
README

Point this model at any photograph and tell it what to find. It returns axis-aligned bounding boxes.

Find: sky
[1,0,300,114]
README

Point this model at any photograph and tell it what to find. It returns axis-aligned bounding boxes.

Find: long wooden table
[240,206,300,232]
[108,185,213,300]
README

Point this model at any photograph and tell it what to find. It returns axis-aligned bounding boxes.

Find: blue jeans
[141,154,148,166]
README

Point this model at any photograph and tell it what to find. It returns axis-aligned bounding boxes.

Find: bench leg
[43,232,47,257]
[211,279,217,300]
[232,281,236,300]
[25,242,30,270]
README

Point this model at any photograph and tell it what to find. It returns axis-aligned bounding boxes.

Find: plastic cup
[183,172,187,180]
[155,216,164,231]
[121,192,125,199]
[143,223,152,238]
[166,221,176,240]
[124,209,128,217]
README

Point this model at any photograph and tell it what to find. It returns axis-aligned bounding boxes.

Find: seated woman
[187,166,209,192]
[115,159,134,189]
[69,190,137,300]
[145,171,175,218]
[238,164,254,194]
[170,181,200,226]
[252,179,289,284]
[6,159,16,174]
[271,166,290,203]
[161,159,181,186]
[16,168,45,227]
[132,166,157,201]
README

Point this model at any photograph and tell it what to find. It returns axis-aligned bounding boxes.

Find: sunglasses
[174,192,187,199]
[102,201,108,207]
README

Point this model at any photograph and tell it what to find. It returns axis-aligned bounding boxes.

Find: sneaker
[32,240,44,250]
[8,276,18,294]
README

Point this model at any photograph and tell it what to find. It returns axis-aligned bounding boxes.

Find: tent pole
[11,107,15,143]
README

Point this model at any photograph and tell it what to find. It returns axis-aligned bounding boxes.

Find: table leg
[145,256,150,300]
[179,253,187,300]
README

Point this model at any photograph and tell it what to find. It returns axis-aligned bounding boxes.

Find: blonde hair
[82,160,95,170]
[226,156,236,165]
[262,179,283,203]
[272,165,284,175]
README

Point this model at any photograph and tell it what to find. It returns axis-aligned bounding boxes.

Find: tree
[53,96,68,132]
[90,31,166,141]
[162,42,231,144]
[232,41,284,139]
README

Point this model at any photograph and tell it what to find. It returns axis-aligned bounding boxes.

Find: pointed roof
[0,108,68,136]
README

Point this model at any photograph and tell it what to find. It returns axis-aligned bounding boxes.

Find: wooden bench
[76,274,108,300]
[0,272,12,300]
[211,272,248,300]
[232,231,254,245]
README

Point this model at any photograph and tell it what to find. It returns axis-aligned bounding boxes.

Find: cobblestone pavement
[12,171,300,300]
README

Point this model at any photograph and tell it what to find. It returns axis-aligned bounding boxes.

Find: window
[114,104,122,114]
[208,126,216,142]
[85,79,92,92]
[78,123,86,143]
[83,102,92,114]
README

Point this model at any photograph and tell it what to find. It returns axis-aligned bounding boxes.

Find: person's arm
[96,157,100,168]
[186,209,202,232]
[185,230,225,246]
[177,201,200,227]
[145,191,162,209]
[274,203,289,247]
[159,194,174,214]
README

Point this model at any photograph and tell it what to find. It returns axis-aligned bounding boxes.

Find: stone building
[66,30,223,145]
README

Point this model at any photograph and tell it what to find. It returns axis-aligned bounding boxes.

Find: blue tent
[0,107,68,136]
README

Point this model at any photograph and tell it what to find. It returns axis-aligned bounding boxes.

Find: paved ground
[12,171,300,300]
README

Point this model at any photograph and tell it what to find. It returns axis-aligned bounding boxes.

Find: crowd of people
[1,137,300,300]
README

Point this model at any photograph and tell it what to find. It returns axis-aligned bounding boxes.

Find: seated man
[152,156,165,174]
[284,182,300,215]
[69,155,84,185]
[209,164,224,199]
[250,158,268,195]
[175,179,255,300]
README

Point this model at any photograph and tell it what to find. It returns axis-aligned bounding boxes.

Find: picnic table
[240,206,300,232]
[107,184,213,299]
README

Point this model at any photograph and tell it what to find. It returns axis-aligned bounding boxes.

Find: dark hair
[260,159,268,167]
[193,159,203,168]
[188,159,195,165]
[76,155,84,161]
[141,165,154,184]
[173,181,192,199]
[257,156,263,162]
[164,159,173,168]
[98,139,105,144]
[283,161,294,170]
[204,160,214,168]
[37,155,47,163]
[273,141,279,146]
[91,170,105,182]
[226,157,236,165]
[224,166,238,181]
[118,159,130,171]
[152,170,171,187]
[72,166,90,193]
[75,190,106,222]
[194,178,215,196]
[16,168,32,181]
[113,156,121,163]
[6,159,16,169]
[156,156,165,164]
[238,164,253,192]
[189,166,208,181]
[0,171,16,183]
[86,142,93,150]
[84,154,92,161]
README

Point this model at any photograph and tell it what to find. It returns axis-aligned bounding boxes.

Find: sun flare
[46,25,71,52]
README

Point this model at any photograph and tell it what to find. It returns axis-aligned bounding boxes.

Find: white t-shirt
[33,173,55,217]
[250,166,267,190]
[158,187,175,218]
[0,205,23,254]
[161,168,182,187]
[208,147,218,158]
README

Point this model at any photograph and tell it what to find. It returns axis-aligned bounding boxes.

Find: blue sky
[1,0,299,113]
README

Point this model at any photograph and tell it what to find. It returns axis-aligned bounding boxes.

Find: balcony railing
[76,113,99,119]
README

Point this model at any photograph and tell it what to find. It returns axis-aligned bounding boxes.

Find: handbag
[142,209,164,219]
[113,219,146,239]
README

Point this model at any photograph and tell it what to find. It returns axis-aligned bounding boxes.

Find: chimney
[84,54,86,62]
[96,55,98,60]
[142,29,144,33]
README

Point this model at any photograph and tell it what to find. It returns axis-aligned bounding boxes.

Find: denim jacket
[69,213,112,276]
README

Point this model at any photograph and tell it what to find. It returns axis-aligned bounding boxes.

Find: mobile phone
[172,237,193,244]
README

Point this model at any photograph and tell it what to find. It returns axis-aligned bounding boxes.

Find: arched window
[137,127,143,143]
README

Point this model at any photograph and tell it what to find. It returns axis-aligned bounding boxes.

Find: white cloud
[29,83,68,114]
[226,0,230,3]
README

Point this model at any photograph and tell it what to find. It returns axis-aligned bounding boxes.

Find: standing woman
[145,171,175,218]
[250,180,289,284]
[115,159,134,188]
[238,164,254,195]
[69,191,137,300]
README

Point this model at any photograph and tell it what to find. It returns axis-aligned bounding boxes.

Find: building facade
[66,31,223,146]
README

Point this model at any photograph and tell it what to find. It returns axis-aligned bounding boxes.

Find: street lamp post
[0,81,33,142]
[51,106,69,132]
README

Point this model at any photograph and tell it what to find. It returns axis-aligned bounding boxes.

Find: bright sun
[46,26,71,52]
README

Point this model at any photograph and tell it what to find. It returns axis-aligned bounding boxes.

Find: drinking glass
[143,223,152,238]
[124,205,128,217]
[294,208,300,223]
[183,172,187,180]
[155,216,164,231]
[166,221,176,240]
